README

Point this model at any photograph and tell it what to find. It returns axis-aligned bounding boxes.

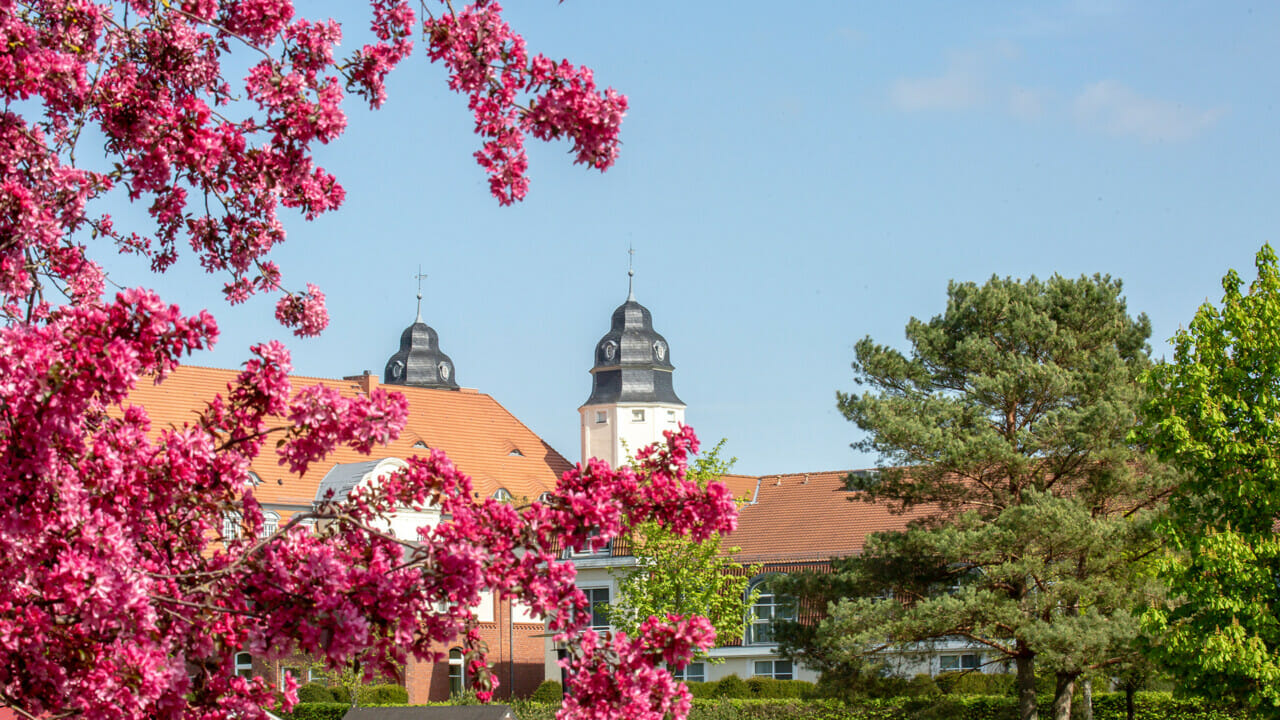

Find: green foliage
[811,663,910,701]
[904,675,941,698]
[686,680,718,698]
[610,440,759,656]
[715,673,752,698]
[746,677,816,698]
[1141,245,1280,717]
[934,673,1016,697]
[781,274,1172,720]
[285,703,350,720]
[295,684,336,703]
[530,679,563,703]
[356,684,408,705]
[506,693,1247,720]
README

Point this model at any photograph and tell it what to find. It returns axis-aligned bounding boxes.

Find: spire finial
[414,266,428,322]
[627,244,636,301]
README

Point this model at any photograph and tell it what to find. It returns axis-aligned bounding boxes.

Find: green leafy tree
[1140,244,1280,716]
[779,274,1171,720]
[610,441,759,659]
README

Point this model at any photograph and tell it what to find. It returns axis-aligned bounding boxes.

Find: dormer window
[491,488,513,503]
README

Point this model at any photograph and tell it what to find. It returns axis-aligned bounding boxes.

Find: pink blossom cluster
[0,0,627,327]
[423,1,628,204]
[555,614,717,720]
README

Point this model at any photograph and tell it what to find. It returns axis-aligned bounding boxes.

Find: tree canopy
[609,441,759,658]
[779,274,1170,720]
[1141,244,1280,716]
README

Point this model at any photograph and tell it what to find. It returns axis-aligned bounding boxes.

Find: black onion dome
[583,296,683,406]
[384,319,459,390]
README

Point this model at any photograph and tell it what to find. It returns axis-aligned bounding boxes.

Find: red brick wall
[405,598,548,703]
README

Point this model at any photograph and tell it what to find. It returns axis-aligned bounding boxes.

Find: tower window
[667,410,676,423]
[595,411,607,424]
[632,409,645,422]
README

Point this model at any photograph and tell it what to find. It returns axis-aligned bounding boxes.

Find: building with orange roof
[127,302,569,702]
[129,278,992,701]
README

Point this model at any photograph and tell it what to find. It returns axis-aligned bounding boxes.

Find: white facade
[579,402,686,467]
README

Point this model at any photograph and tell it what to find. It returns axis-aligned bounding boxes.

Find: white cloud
[1008,87,1047,119]
[1073,80,1225,142]
[889,59,984,112]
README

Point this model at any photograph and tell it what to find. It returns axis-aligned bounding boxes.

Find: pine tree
[779,274,1171,720]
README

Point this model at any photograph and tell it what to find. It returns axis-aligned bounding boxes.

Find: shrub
[530,680,563,703]
[508,700,560,720]
[935,672,1016,696]
[813,666,908,701]
[747,677,815,699]
[357,684,408,705]
[715,674,751,698]
[295,684,335,703]
[905,674,941,697]
[328,686,350,705]
[685,680,718,699]
[288,702,350,720]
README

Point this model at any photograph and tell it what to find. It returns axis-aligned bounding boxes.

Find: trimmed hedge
[295,684,335,703]
[747,677,816,699]
[500,692,1250,720]
[682,675,815,699]
[530,680,564,703]
[934,672,1016,697]
[715,674,751,698]
[285,702,349,720]
[358,684,409,705]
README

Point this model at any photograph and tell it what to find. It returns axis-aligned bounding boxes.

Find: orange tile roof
[726,470,935,563]
[124,366,573,509]
[716,473,759,502]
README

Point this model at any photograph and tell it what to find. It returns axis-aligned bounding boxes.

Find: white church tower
[579,265,685,467]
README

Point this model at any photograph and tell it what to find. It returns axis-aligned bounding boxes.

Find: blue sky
[99,2,1280,475]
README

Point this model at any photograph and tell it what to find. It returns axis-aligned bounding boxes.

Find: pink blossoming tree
[0,2,735,719]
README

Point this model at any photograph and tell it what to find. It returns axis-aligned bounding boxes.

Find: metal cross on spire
[415,266,428,322]
[627,244,636,301]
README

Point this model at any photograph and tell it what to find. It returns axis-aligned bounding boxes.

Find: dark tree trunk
[1125,685,1135,720]
[1016,653,1039,720]
[1053,672,1078,720]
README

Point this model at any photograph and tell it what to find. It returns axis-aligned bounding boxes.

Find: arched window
[260,511,280,539]
[448,648,465,696]
[222,512,241,541]
[247,471,263,486]
[235,652,253,678]
[746,575,795,645]
[491,488,513,503]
